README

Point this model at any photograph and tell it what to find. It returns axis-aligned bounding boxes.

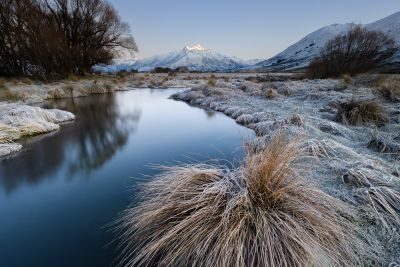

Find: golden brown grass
[63,84,74,97]
[21,77,33,85]
[265,88,278,99]
[335,99,388,126]
[207,75,217,87]
[0,78,6,90]
[342,73,352,85]
[48,88,66,99]
[376,76,400,102]
[0,123,21,143]
[0,87,23,101]
[67,74,80,81]
[116,134,370,267]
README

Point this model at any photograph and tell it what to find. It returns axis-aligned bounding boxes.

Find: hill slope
[255,11,400,71]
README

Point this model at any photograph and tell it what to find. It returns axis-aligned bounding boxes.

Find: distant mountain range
[94,45,249,72]
[95,11,400,73]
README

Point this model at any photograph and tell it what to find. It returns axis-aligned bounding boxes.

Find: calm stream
[0,88,253,267]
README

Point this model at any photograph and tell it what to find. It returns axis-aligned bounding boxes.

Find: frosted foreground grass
[117,134,372,267]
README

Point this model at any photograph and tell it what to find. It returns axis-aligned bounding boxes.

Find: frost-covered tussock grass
[172,75,400,264]
[0,102,74,156]
[118,134,375,267]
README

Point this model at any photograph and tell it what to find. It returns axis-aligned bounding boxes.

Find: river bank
[0,72,399,264]
[172,73,400,264]
[0,73,289,156]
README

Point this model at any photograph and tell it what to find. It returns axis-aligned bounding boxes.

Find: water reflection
[203,109,216,119]
[0,94,141,193]
[0,89,254,267]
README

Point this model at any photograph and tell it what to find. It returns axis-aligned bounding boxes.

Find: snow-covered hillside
[255,11,400,71]
[366,11,400,65]
[95,45,249,72]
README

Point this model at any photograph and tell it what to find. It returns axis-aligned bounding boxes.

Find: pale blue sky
[110,0,400,60]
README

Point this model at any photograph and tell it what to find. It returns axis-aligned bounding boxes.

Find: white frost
[0,102,75,157]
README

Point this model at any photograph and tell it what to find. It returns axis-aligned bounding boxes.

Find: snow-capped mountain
[255,11,400,71]
[95,45,249,72]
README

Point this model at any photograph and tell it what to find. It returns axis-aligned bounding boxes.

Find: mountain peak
[183,44,208,52]
[96,44,249,72]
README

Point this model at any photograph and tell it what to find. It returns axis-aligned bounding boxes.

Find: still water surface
[0,89,253,267]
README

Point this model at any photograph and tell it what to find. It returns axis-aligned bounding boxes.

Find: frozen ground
[1,73,399,264]
[0,102,74,157]
[0,77,136,104]
[172,75,400,265]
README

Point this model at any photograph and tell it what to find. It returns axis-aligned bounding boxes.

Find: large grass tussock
[335,99,387,126]
[117,134,370,267]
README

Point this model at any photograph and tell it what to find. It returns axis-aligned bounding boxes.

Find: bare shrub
[307,26,396,78]
[116,134,370,267]
[335,99,388,125]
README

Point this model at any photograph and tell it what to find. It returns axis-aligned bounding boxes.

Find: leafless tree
[0,0,137,79]
[307,26,396,78]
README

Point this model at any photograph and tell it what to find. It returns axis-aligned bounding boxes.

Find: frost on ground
[0,102,74,157]
[0,77,134,104]
[172,75,400,265]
